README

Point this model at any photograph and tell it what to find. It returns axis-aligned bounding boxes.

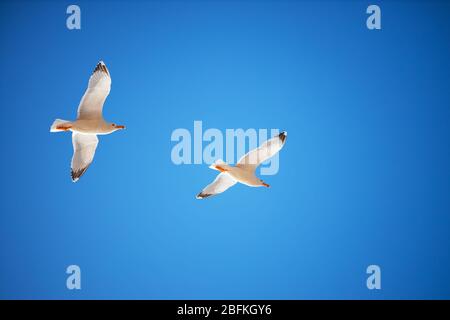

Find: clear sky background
[0,0,449,299]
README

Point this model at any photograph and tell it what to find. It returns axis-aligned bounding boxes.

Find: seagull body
[196,131,287,199]
[50,61,125,182]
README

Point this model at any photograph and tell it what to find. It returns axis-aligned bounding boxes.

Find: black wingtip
[93,61,109,76]
[279,131,287,143]
[196,192,213,199]
[71,165,91,182]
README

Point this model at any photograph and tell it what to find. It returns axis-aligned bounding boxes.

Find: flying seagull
[196,131,287,199]
[50,61,125,182]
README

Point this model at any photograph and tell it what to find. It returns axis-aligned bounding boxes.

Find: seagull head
[111,123,126,130]
[260,179,270,188]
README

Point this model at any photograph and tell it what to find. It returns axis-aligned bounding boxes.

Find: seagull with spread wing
[50,61,125,182]
[196,131,287,199]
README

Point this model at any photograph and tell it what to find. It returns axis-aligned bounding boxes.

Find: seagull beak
[262,182,270,188]
[115,125,125,130]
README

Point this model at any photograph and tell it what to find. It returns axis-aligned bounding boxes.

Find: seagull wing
[237,132,287,172]
[77,61,111,120]
[71,133,99,182]
[196,172,237,199]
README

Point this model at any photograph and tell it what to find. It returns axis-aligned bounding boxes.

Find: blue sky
[0,0,449,299]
